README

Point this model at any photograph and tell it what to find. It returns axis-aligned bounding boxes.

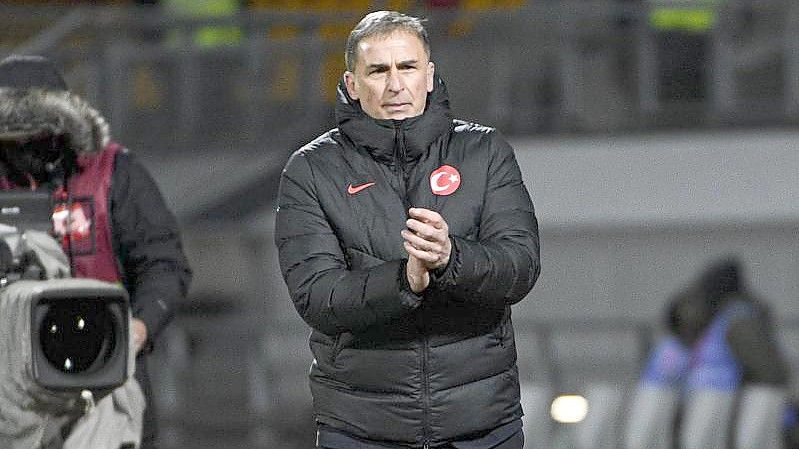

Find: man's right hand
[403,207,452,293]
[401,208,451,271]
[406,254,430,293]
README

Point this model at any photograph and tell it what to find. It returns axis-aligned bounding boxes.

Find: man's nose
[387,68,404,92]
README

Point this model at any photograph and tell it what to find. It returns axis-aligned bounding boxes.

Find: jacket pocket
[494,311,513,348]
[495,321,507,348]
[310,331,343,366]
[331,332,357,365]
[331,333,344,364]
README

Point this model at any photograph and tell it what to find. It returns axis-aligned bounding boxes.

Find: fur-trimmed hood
[0,88,110,156]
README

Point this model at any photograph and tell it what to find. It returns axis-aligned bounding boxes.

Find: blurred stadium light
[550,394,588,424]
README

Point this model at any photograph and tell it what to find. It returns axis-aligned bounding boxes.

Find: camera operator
[0,55,192,449]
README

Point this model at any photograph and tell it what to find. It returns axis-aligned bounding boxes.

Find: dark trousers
[317,429,524,449]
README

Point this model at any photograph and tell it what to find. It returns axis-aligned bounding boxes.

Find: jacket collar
[335,75,453,164]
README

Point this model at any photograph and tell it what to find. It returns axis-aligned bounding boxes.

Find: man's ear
[427,61,435,93]
[344,71,359,100]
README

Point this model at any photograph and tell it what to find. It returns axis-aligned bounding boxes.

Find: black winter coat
[275,76,540,447]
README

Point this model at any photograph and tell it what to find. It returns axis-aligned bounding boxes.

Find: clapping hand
[401,207,451,293]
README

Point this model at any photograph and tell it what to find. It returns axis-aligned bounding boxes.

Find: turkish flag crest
[429,165,461,196]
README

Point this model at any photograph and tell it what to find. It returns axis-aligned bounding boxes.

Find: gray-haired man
[275,11,540,448]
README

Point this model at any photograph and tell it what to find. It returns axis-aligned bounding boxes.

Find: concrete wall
[509,129,799,323]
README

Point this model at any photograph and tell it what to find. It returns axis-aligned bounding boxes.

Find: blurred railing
[151,315,656,449]
[2,1,798,157]
[151,313,799,449]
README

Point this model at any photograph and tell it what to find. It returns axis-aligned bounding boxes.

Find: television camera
[0,192,132,448]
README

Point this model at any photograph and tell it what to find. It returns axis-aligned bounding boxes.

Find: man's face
[345,30,435,120]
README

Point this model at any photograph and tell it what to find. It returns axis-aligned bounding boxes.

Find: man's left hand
[132,318,148,354]
[401,207,451,271]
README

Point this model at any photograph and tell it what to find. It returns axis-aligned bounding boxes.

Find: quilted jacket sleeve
[432,132,540,308]
[275,150,422,335]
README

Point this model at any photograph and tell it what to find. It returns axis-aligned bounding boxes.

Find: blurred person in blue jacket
[638,256,797,448]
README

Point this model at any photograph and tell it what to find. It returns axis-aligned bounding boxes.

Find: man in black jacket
[0,55,192,449]
[275,11,540,449]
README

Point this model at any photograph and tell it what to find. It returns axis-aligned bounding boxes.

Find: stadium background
[2,1,798,448]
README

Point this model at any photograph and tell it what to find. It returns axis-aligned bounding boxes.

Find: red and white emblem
[52,203,92,241]
[429,165,461,196]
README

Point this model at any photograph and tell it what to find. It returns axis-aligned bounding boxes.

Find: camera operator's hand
[132,318,148,354]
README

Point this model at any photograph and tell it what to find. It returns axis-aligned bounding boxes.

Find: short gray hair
[345,11,430,72]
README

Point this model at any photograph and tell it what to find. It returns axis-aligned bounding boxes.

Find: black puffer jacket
[275,76,540,447]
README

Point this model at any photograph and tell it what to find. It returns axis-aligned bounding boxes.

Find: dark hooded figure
[637,256,796,449]
[665,258,789,386]
[0,55,192,449]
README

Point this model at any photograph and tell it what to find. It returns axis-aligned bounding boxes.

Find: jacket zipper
[397,120,430,448]
[394,122,410,211]
[422,335,431,449]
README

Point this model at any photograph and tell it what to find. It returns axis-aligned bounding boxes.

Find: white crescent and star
[430,172,458,192]
[429,165,461,196]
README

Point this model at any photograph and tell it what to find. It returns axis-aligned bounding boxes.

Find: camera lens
[39,299,116,373]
